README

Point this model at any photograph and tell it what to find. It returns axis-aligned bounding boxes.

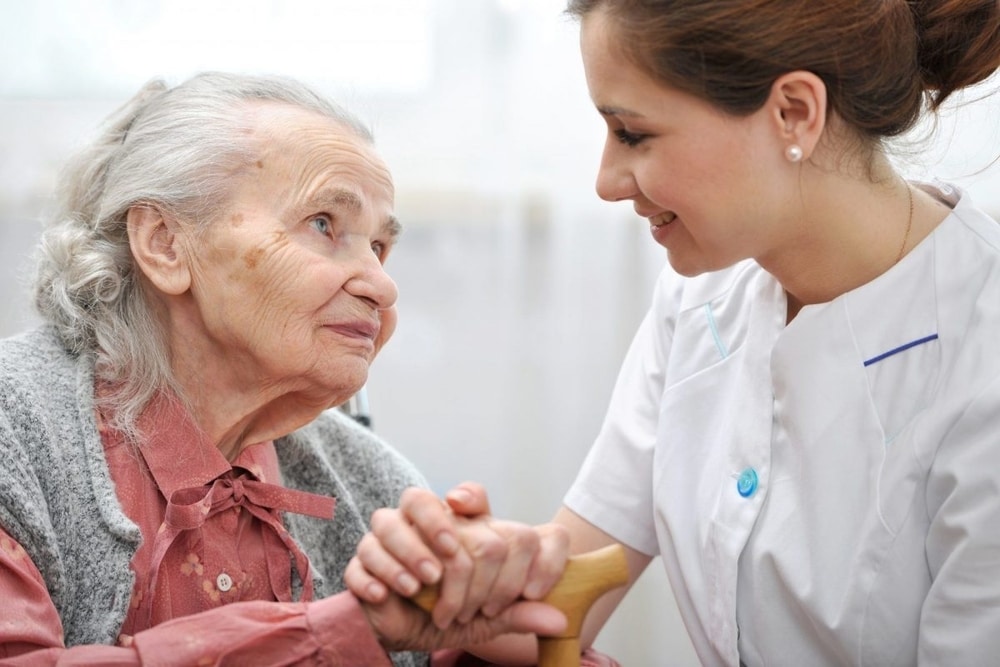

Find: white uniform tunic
[565,184,1000,666]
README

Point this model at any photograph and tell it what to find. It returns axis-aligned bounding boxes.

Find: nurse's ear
[127,203,192,296]
[766,71,827,163]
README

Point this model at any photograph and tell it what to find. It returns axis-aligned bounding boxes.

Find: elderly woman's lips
[323,321,379,341]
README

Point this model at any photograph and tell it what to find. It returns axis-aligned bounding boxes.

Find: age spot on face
[243,245,265,270]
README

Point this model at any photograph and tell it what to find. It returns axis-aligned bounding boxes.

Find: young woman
[350,1,1000,665]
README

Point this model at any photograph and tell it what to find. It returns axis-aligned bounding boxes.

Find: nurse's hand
[347,483,569,629]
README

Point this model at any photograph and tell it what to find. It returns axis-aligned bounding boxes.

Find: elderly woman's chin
[306,350,375,408]
[326,369,370,409]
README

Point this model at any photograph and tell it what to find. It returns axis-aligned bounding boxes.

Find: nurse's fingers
[435,516,508,627]
[474,520,568,617]
[368,504,445,592]
[396,487,463,560]
[444,481,493,517]
[345,551,390,603]
[477,519,539,618]
[354,524,435,598]
[522,521,570,601]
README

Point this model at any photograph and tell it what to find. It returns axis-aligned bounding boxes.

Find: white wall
[2,1,999,664]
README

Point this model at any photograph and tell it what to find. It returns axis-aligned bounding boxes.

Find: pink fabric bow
[140,471,336,627]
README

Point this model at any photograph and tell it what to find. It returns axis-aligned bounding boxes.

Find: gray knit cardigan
[0,327,428,666]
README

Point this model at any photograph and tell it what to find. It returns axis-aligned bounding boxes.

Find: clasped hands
[345,482,570,653]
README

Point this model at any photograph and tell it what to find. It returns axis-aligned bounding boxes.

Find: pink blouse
[0,391,392,666]
[0,391,619,666]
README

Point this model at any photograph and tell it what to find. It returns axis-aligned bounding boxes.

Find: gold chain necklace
[895,184,914,264]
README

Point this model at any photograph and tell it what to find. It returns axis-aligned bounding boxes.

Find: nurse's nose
[594,140,638,203]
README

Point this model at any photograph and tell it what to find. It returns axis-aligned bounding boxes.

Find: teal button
[737,468,758,498]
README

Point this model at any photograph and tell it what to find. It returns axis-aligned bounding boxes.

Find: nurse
[349,1,1000,665]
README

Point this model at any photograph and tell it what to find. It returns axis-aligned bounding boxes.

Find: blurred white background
[1,1,998,664]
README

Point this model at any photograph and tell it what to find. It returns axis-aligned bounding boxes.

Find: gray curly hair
[32,71,373,440]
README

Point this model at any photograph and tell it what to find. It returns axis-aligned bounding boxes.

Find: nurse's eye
[614,128,647,147]
[309,214,333,236]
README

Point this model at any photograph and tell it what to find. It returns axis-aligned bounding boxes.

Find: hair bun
[914,0,1000,109]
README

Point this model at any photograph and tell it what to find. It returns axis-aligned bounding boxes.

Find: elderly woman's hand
[346,484,569,630]
[359,587,566,653]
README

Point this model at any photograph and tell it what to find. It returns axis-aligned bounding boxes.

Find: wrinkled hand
[360,590,566,652]
[346,483,569,629]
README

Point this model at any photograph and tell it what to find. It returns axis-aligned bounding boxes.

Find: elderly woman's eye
[310,215,332,235]
[371,241,386,258]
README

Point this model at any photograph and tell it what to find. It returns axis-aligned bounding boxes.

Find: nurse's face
[580,10,791,277]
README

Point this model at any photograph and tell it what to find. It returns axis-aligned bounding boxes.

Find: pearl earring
[785,144,804,162]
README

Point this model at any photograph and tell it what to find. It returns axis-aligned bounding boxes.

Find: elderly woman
[0,72,568,666]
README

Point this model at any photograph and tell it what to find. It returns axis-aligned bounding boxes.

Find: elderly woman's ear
[126,203,192,295]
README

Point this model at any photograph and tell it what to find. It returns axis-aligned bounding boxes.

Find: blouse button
[216,572,234,592]
[736,468,758,498]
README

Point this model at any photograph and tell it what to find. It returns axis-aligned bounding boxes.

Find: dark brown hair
[567,0,1000,140]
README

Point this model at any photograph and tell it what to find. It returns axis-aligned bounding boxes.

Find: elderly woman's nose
[347,253,398,309]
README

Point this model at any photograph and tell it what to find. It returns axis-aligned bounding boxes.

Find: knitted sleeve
[277,409,430,667]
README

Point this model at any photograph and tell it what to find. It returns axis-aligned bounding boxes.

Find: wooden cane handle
[412,543,628,661]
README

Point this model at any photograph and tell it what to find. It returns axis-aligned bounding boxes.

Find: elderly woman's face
[179,104,399,406]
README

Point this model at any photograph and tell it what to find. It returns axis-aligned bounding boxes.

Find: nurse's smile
[650,212,677,246]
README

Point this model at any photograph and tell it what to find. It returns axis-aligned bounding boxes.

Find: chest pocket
[666,296,751,389]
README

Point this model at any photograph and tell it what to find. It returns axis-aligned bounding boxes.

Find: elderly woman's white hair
[33,71,374,440]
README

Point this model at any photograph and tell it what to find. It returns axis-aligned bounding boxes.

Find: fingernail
[418,560,441,583]
[396,572,419,595]
[436,531,459,555]
[448,488,471,504]
[366,582,385,601]
[523,581,543,599]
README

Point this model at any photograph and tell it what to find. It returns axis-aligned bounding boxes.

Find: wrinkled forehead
[243,102,395,202]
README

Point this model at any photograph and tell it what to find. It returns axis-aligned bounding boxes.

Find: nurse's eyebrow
[596,105,645,118]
